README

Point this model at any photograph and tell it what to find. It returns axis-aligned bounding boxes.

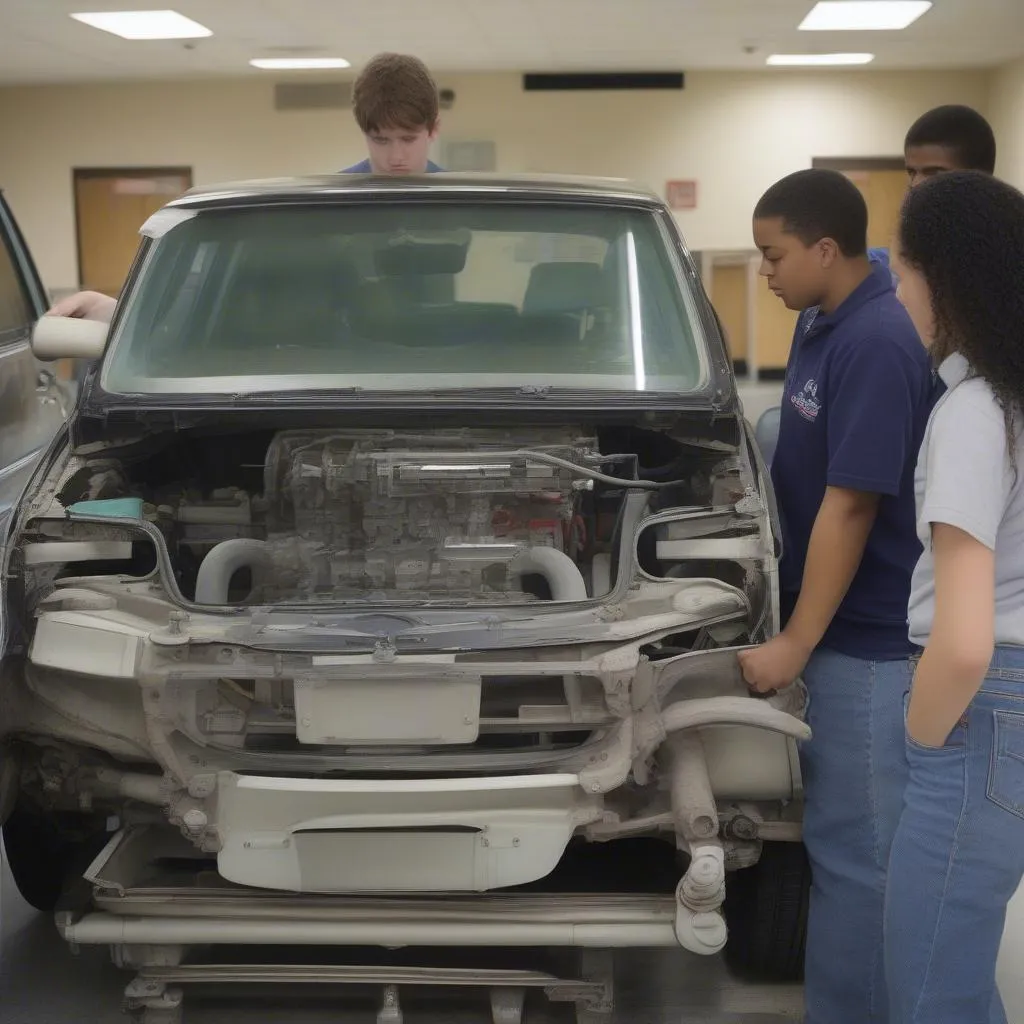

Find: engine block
[261,429,599,601]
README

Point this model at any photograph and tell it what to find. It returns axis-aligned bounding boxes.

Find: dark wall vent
[523,72,684,91]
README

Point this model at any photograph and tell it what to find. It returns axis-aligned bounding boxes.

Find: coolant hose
[195,538,271,604]
[662,696,811,742]
[510,546,588,602]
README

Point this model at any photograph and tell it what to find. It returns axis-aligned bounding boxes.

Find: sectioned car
[5,173,809,1021]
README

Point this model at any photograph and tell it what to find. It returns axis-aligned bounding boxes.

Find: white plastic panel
[292,674,482,745]
[215,771,590,893]
[29,614,144,679]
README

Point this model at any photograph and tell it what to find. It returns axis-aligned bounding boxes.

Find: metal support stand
[123,978,183,1024]
[114,958,614,1023]
[65,826,628,1022]
[490,986,526,1024]
[377,983,403,1024]
[546,950,614,1024]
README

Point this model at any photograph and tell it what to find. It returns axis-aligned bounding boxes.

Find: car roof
[168,172,666,212]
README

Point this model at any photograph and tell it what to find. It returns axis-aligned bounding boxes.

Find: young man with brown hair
[342,51,443,175]
[49,52,445,324]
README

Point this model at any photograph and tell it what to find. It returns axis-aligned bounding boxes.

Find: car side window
[0,230,34,342]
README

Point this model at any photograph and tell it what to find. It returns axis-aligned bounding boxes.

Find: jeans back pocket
[987,709,1024,821]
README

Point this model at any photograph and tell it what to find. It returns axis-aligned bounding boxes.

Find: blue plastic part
[67,497,145,520]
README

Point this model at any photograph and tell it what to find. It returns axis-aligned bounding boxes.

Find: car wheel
[2,799,105,913]
[723,840,810,982]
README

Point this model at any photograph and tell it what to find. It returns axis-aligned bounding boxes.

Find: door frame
[72,166,193,290]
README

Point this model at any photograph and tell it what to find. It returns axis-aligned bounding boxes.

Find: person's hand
[737,633,813,694]
[46,290,116,323]
[905,688,966,749]
[905,699,949,749]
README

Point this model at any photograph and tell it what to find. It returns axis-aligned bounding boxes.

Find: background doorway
[73,167,192,298]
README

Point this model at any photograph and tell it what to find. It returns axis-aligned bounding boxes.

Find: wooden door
[755,273,799,376]
[706,254,797,381]
[710,262,749,371]
[74,168,192,297]
[841,168,908,250]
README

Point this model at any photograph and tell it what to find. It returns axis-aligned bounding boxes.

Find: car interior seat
[521,261,605,347]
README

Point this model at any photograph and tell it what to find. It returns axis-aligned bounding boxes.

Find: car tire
[2,799,104,913]
[723,840,810,982]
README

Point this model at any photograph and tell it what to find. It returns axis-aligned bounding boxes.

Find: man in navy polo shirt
[739,169,936,1024]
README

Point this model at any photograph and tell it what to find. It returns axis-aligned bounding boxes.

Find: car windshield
[101,200,708,395]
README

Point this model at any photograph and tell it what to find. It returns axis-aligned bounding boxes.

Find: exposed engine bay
[252,426,601,604]
[19,419,764,610]
[4,414,778,778]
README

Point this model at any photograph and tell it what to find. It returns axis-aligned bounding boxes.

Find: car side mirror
[32,316,109,362]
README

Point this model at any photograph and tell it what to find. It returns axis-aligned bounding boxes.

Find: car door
[0,191,68,516]
[0,193,67,824]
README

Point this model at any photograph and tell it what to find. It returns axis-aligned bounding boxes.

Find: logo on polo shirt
[791,378,821,422]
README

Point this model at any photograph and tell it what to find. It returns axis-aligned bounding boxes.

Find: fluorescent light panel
[250,57,351,70]
[767,52,875,66]
[799,1,932,31]
[71,10,212,39]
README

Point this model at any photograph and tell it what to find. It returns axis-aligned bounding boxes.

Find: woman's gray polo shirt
[909,352,1024,647]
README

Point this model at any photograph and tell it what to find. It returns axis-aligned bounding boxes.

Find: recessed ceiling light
[767,52,876,66]
[799,1,932,31]
[249,57,351,70]
[70,10,212,40]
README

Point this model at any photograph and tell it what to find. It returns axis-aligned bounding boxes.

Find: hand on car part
[738,487,880,695]
[47,290,116,323]
[737,632,812,694]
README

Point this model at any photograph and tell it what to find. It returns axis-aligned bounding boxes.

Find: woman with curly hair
[888,170,1024,1023]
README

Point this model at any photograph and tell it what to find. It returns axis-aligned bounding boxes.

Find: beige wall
[0,69,991,293]
[991,58,1024,189]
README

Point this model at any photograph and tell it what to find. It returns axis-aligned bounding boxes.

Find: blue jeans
[885,646,1024,1023]
[800,647,911,1024]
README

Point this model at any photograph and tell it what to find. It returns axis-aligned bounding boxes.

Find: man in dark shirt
[903,103,996,186]
[739,169,937,1024]
[861,104,996,277]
